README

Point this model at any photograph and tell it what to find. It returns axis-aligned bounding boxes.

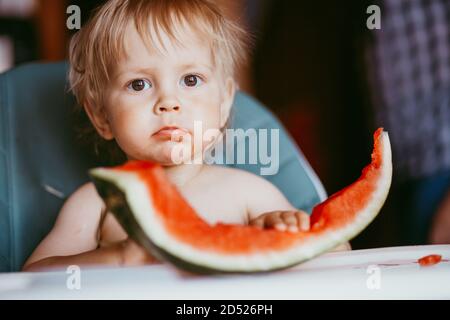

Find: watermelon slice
[90,128,392,273]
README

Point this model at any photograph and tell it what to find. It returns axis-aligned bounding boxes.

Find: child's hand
[118,238,159,266]
[249,210,310,232]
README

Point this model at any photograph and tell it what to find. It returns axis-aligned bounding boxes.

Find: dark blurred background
[1,0,449,249]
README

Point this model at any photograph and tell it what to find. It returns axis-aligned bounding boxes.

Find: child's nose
[154,103,181,115]
[153,88,182,115]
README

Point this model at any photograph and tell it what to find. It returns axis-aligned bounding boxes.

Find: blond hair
[68,0,250,164]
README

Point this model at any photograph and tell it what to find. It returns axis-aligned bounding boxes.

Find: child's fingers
[279,211,310,232]
[249,216,265,229]
[280,211,300,232]
[295,211,310,231]
[144,252,160,264]
[264,212,287,231]
[122,238,160,265]
[249,211,310,233]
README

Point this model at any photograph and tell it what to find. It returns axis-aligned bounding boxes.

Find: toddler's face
[91,22,235,165]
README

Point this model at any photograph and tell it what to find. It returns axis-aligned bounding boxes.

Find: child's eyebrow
[114,63,212,81]
[177,63,212,72]
[113,67,157,81]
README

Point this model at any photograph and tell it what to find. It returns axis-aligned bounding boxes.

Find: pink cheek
[112,115,149,142]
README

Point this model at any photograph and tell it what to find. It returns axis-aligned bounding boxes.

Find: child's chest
[98,181,249,246]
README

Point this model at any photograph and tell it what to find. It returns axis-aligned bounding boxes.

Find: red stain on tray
[418,254,442,267]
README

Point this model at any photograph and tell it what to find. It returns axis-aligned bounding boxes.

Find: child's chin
[139,140,199,165]
[157,142,192,165]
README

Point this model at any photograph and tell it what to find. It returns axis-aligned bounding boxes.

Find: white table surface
[1,245,449,299]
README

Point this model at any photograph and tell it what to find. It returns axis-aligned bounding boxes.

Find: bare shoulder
[66,181,103,204]
[51,181,105,239]
[202,165,295,219]
[56,182,104,221]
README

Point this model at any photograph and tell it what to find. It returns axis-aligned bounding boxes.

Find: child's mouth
[152,126,189,141]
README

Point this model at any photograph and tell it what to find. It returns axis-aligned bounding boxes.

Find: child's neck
[163,163,204,188]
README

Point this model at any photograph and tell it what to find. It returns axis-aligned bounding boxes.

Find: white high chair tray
[1,245,449,299]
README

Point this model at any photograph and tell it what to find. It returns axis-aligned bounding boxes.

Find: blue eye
[127,79,151,91]
[181,74,203,87]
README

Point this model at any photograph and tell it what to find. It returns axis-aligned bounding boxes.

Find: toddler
[23,0,349,271]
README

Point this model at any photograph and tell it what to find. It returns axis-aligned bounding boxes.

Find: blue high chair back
[0,62,326,272]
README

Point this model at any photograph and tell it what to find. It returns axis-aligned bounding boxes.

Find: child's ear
[219,77,236,128]
[84,101,114,140]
